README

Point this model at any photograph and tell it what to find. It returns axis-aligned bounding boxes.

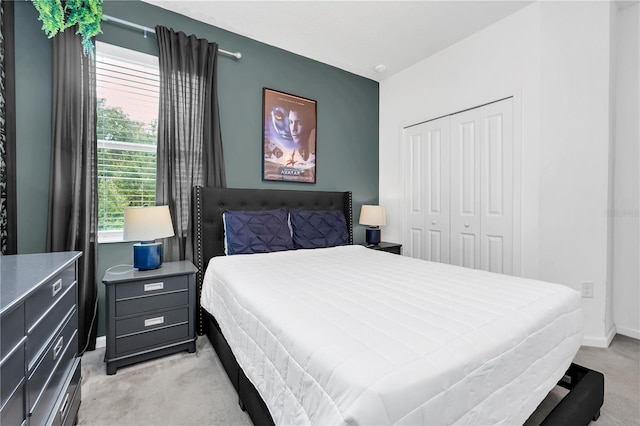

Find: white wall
[380,1,619,346]
[612,2,640,339]
[380,2,542,278]
[537,1,614,346]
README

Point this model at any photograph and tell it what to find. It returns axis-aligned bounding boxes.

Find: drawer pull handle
[144,282,164,292]
[60,393,70,415]
[144,316,165,327]
[52,279,63,297]
[53,336,64,360]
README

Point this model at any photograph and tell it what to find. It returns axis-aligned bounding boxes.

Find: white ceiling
[140,1,533,81]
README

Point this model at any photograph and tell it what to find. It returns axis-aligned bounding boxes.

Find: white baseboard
[582,324,617,348]
[615,325,640,340]
[605,324,617,346]
[95,335,106,349]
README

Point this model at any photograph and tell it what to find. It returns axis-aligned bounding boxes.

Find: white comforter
[201,245,582,425]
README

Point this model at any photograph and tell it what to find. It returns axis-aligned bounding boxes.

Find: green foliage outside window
[97,99,157,231]
[97,99,156,145]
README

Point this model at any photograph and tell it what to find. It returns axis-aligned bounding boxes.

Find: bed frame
[192,185,604,426]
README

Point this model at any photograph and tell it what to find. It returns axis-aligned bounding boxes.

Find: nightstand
[102,261,197,375]
[362,241,402,255]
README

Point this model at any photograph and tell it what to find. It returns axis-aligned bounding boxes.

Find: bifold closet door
[480,100,513,275]
[403,117,451,262]
[450,109,482,269]
[450,99,513,274]
[403,98,514,274]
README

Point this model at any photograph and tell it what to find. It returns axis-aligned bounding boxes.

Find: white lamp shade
[359,205,387,227]
[123,205,175,242]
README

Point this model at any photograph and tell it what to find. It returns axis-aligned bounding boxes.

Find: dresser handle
[59,393,70,415]
[144,316,165,327]
[52,279,62,297]
[144,282,164,292]
[53,336,64,360]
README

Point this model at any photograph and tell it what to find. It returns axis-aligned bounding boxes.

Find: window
[96,42,160,242]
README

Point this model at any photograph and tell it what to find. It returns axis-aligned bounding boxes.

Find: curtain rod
[102,15,242,60]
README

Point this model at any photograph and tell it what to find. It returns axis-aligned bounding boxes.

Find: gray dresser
[1,251,82,426]
[102,260,197,375]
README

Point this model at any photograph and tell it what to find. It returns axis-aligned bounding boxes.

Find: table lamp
[359,205,386,246]
[123,205,175,270]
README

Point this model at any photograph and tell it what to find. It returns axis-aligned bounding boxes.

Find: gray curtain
[155,26,226,263]
[47,28,98,352]
[1,0,17,255]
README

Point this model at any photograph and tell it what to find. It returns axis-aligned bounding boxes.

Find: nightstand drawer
[116,323,189,355]
[115,275,188,300]
[115,290,189,317]
[103,260,197,374]
[27,283,77,370]
[25,264,76,330]
[116,307,189,336]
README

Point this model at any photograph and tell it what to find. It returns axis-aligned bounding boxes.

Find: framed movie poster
[263,88,317,183]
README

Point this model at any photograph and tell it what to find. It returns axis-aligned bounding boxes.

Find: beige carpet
[78,338,251,425]
[78,335,639,425]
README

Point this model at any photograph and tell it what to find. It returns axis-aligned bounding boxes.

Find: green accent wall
[14,1,379,337]
[15,3,52,254]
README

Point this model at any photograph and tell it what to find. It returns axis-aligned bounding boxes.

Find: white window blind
[96,42,160,241]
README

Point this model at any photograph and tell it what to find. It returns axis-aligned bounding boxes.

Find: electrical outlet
[581,281,594,298]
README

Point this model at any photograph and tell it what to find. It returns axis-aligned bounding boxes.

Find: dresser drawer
[1,337,25,408]
[28,315,78,421]
[116,307,189,337]
[50,358,81,426]
[116,290,188,317]
[115,275,189,300]
[1,303,25,360]
[0,379,25,426]
[116,323,189,356]
[29,333,78,426]
[27,283,76,370]
[25,263,76,331]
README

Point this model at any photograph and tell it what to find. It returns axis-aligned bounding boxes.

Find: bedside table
[102,261,197,375]
[362,241,402,255]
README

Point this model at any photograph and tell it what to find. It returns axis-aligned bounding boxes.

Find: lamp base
[133,241,163,270]
[365,228,381,245]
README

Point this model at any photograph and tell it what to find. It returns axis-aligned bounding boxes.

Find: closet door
[450,110,482,269]
[402,98,514,274]
[449,98,513,273]
[479,100,513,274]
[403,117,450,262]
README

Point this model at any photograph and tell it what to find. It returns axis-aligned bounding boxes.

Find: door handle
[464,223,470,228]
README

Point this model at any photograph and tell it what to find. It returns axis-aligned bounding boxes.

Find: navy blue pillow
[289,209,348,249]
[224,208,294,255]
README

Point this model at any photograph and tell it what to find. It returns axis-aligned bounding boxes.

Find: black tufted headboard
[191,186,353,333]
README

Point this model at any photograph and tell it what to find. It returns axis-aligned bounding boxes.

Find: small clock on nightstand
[361,241,402,255]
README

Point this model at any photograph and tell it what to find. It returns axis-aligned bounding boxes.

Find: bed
[192,186,604,426]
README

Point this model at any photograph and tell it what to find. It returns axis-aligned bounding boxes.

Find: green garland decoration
[32,0,103,56]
